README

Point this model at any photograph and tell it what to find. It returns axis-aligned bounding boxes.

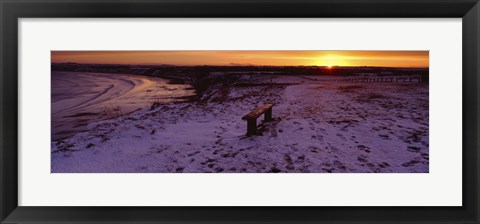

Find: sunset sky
[51,51,429,68]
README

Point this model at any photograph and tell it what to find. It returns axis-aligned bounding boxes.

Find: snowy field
[52,74,429,173]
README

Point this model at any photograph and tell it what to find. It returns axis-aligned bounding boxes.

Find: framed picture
[1,0,479,223]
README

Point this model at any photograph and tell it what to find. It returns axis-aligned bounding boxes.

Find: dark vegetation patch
[66,112,99,117]
[53,141,77,153]
[356,92,388,103]
[337,85,363,93]
[233,83,295,87]
[364,93,387,100]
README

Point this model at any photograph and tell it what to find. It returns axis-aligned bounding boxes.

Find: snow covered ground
[51,74,429,173]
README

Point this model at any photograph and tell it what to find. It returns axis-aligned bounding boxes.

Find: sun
[319,55,345,67]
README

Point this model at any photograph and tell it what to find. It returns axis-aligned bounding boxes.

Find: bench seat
[242,104,273,120]
[242,104,273,136]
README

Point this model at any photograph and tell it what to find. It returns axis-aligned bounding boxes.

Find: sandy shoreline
[51,71,195,140]
[52,74,428,173]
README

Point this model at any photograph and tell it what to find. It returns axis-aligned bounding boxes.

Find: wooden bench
[242,104,273,136]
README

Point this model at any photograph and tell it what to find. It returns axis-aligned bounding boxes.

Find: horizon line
[52,62,429,69]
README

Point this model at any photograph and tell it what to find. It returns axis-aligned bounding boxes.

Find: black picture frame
[1,0,479,223]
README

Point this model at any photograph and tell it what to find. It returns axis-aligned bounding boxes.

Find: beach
[51,71,195,140]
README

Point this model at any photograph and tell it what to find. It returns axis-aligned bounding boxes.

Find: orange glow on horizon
[51,51,429,68]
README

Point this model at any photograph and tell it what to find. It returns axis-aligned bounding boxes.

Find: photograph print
[51,50,429,173]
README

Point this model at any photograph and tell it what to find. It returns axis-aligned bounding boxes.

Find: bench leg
[264,108,272,122]
[246,119,257,136]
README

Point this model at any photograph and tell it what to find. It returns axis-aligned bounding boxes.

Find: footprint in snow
[407,146,421,153]
[357,145,371,153]
[378,134,390,140]
[336,133,347,140]
[357,155,368,163]
[402,160,421,167]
